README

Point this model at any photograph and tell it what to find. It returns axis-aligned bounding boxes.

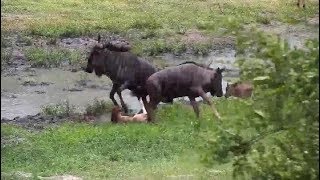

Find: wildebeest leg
[199,92,221,120]
[141,96,152,120]
[188,97,200,118]
[119,81,130,91]
[142,96,159,122]
[147,98,160,122]
[139,98,147,114]
[110,84,119,106]
[135,97,145,115]
[116,89,128,113]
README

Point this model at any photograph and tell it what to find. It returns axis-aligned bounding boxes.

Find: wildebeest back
[146,64,217,98]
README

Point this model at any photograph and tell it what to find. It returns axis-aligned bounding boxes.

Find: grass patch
[85,99,113,116]
[137,38,188,56]
[41,100,75,117]
[24,47,84,68]
[1,35,12,48]
[1,98,256,179]
[2,0,318,55]
[15,34,33,46]
[1,48,12,71]
[190,42,213,55]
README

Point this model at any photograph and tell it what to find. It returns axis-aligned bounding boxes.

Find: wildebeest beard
[94,66,104,77]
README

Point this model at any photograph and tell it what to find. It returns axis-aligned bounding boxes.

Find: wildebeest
[111,106,148,123]
[143,63,225,121]
[83,35,157,113]
[225,82,253,98]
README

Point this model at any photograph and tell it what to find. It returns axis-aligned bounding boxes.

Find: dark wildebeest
[225,82,253,98]
[143,63,225,121]
[83,36,157,113]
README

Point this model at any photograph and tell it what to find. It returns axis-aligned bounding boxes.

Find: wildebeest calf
[225,82,253,98]
[84,36,157,113]
[143,63,225,121]
[111,106,148,123]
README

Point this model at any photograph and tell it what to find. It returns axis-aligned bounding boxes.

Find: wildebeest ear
[216,67,225,73]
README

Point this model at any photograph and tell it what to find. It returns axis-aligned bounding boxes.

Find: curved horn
[216,66,226,73]
[207,60,214,68]
[97,34,101,43]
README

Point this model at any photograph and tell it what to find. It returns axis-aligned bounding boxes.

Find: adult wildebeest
[83,36,157,113]
[143,63,225,121]
[225,82,253,98]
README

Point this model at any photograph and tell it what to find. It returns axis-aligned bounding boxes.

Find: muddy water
[1,69,141,119]
[1,49,235,119]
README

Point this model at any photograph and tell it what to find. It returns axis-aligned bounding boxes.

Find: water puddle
[1,69,141,119]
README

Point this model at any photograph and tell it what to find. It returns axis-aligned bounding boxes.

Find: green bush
[203,29,319,179]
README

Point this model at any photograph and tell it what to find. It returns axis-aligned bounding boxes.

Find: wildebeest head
[84,35,106,77]
[85,45,106,77]
[210,67,225,97]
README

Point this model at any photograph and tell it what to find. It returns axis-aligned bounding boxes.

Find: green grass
[24,47,84,68]
[1,98,254,179]
[2,0,317,36]
[85,99,114,116]
[1,0,318,56]
[41,100,76,117]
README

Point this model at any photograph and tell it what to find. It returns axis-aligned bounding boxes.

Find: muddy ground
[1,20,319,129]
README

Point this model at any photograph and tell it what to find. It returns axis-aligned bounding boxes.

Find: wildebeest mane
[97,34,132,52]
[103,40,132,52]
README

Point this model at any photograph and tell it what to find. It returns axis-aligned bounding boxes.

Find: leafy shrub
[203,29,319,179]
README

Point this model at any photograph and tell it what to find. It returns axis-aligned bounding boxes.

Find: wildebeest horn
[217,67,226,73]
[97,34,101,43]
[207,60,214,68]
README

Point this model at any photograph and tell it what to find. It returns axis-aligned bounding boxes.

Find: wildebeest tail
[178,61,212,69]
